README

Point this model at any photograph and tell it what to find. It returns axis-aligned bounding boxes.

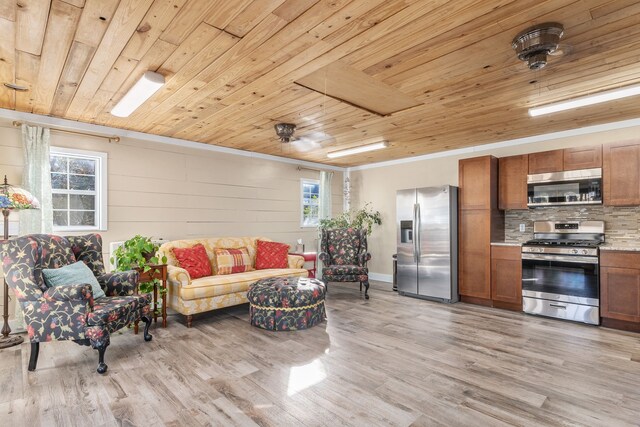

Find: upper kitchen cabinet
[499,154,528,210]
[529,145,602,174]
[563,146,602,170]
[459,156,498,210]
[603,140,640,206]
[528,149,563,174]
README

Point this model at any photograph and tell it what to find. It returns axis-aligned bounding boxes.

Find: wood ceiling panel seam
[223,0,287,38]
[50,41,96,117]
[120,0,188,62]
[15,50,40,112]
[64,0,155,119]
[14,0,51,56]
[32,0,82,115]
[159,0,221,45]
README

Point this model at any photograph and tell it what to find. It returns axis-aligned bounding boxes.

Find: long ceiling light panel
[327,140,389,158]
[111,71,165,117]
[529,84,640,117]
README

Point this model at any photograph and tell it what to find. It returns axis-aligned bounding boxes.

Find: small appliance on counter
[527,168,602,207]
[396,186,458,302]
[521,220,604,325]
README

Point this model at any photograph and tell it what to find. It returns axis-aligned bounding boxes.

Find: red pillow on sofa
[255,240,289,269]
[172,244,212,279]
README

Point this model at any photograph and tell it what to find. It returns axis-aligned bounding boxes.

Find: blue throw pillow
[42,261,106,299]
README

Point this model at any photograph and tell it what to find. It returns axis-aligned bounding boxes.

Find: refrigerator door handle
[413,203,419,263]
[415,203,421,261]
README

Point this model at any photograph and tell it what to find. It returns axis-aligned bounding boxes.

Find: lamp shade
[0,175,40,210]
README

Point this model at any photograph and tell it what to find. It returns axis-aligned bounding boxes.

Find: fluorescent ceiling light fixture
[327,140,388,158]
[529,84,640,117]
[111,71,165,117]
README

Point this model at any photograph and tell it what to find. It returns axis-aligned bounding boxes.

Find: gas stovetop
[522,221,605,257]
[524,239,602,248]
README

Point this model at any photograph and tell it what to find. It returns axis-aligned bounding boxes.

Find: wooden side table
[290,252,317,278]
[135,264,168,328]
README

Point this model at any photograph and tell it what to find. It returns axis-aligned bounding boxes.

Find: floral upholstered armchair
[0,234,152,374]
[319,228,372,299]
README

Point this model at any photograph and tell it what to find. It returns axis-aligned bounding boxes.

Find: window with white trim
[50,147,108,231]
[301,179,320,227]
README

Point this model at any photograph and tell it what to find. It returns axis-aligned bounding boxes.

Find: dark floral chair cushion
[1,234,152,374]
[319,228,372,299]
[247,276,326,331]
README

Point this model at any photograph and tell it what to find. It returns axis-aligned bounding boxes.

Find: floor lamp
[0,175,40,349]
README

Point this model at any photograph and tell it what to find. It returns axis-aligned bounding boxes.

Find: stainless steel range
[521,221,604,325]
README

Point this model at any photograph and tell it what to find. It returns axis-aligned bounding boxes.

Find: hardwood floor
[1,281,640,426]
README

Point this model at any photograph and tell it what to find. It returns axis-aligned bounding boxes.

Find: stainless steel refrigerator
[396,186,458,302]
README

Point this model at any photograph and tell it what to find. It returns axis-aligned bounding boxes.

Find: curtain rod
[297,166,333,173]
[12,121,120,143]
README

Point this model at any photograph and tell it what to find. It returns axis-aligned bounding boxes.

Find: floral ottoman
[247,276,326,331]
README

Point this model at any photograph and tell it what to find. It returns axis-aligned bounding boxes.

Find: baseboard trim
[369,273,393,283]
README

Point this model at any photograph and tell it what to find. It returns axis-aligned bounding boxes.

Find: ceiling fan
[274,123,334,152]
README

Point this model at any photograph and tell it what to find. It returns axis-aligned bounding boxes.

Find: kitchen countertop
[600,243,640,252]
[490,242,522,247]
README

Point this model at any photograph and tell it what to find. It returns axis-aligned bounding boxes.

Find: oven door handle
[521,253,599,264]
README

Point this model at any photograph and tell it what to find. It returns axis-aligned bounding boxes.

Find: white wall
[350,124,640,277]
[0,120,343,321]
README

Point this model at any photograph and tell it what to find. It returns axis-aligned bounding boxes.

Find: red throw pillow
[172,244,212,279]
[255,240,289,270]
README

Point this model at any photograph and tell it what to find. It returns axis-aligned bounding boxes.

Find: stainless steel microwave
[527,168,602,208]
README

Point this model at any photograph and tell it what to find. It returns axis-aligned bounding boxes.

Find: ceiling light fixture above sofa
[111,71,165,117]
[327,140,388,158]
[529,84,640,117]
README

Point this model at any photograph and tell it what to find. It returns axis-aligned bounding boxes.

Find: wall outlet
[519,223,526,232]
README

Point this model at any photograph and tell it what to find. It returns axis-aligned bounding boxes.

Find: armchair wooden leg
[141,315,153,342]
[186,315,193,328]
[28,342,39,372]
[95,343,109,374]
[360,282,362,292]
[363,281,370,300]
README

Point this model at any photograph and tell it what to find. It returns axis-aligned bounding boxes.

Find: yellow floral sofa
[158,237,308,327]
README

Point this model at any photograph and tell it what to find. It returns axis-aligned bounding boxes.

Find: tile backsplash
[504,206,640,244]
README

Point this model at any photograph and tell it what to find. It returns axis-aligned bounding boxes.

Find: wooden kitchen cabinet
[458,156,504,305]
[459,156,498,210]
[603,140,640,206]
[600,251,640,331]
[459,209,492,300]
[498,154,528,210]
[563,145,602,170]
[491,246,522,311]
[528,149,563,174]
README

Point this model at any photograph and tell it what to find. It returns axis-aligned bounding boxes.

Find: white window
[301,179,320,227]
[50,147,108,232]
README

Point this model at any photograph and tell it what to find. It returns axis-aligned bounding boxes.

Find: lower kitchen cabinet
[491,245,522,311]
[600,250,640,332]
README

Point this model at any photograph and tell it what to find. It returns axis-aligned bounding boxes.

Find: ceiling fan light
[529,84,640,117]
[111,71,165,117]
[274,123,296,143]
[327,141,388,158]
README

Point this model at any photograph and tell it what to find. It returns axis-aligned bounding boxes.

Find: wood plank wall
[0,121,342,321]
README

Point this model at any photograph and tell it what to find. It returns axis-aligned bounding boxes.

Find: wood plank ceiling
[1,0,640,166]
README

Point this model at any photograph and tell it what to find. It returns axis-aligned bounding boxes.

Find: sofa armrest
[98,270,139,296]
[44,284,94,309]
[167,265,191,287]
[318,252,330,263]
[288,254,305,269]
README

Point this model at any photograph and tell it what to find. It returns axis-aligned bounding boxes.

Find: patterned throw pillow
[255,240,289,269]
[214,247,254,275]
[172,244,212,279]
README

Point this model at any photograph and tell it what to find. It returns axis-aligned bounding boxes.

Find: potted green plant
[319,203,382,235]
[110,235,167,294]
